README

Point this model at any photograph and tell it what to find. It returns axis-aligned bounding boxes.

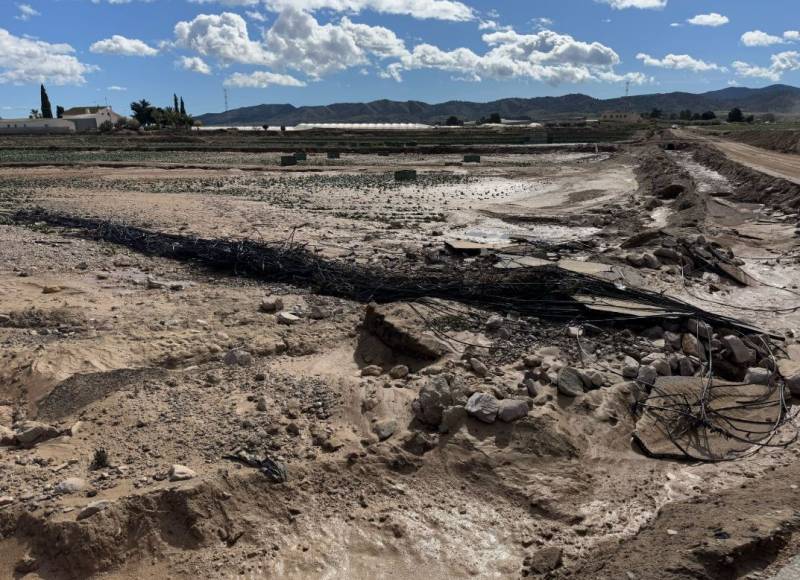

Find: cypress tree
[180,97,186,117]
[173,93,179,112]
[40,85,53,119]
[56,105,64,119]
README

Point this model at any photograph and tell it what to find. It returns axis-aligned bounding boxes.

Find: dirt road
[674,128,800,185]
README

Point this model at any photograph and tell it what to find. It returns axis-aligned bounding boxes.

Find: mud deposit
[1,137,800,580]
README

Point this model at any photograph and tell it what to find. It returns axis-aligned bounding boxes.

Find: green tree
[488,112,502,124]
[649,108,662,119]
[179,97,186,117]
[173,93,179,112]
[678,109,692,121]
[445,115,462,126]
[727,107,745,123]
[130,99,155,126]
[700,111,716,121]
[56,105,64,119]
[29,109,41,119]
[40,85,53,119]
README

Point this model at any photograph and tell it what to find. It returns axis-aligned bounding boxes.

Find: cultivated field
[1,128,800,579]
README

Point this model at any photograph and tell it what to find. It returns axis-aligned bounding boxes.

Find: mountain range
[196,84,800,126]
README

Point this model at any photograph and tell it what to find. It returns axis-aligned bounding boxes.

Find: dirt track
[674,129,800,185]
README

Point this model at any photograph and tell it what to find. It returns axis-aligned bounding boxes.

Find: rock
[637,365,658,387]
[465,392,499,423]
[55,477,87,495]
[777,359,800,394]
[168,464,197,482]
[277,311,300,325]
[642,253,661,269]
[15,421,60,447]
[665,331,682,349]
[626,253,645,268]
[260,296,284,313]
[723,335,756,366]
[224,349,253,367]
[373,420,397,441]
[654,247,682,262]
[557,367,585,397]
[745,367,772,385]
[15,555,38,574]
[622,356,639,379]
[389,365,409,379]
[681,334,706,360]
[651,358,672,376]
[686,319,713,340]
[412,376,454,426]
[256,396,268,412]
[523,379,538,397]
[77,500,113,520]
[42,285,62,294]
[497,399,529,422]
[0,496,14,507]
[523,355,543,368]
[485,315,504,332]
[524,547,563,575]
[469,358,489,378]
[361,365,383,377]
[0,425,17,446]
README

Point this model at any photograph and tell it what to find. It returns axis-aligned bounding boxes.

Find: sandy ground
[1,142,799,579]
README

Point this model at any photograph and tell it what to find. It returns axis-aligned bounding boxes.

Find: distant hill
[197,84,800,126]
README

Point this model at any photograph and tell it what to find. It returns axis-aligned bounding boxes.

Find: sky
[1,0,800,118]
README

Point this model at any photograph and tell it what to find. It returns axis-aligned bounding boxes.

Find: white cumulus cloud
[16,3,40,21]
[263,0,474,21]
[176,56,212,74]
[741,30,785,47]
[636,52,725,72]
[598,0,666,10]
[733,51,800,81]
[687,13,728,27]
[0,28,97,85]
[224,70,307,87]
[90,35,159,56]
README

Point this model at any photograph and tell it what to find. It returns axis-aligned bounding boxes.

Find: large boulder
[465,392,499,423]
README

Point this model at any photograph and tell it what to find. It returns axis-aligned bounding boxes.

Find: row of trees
[646,107,756,124]
[130,94,193,128]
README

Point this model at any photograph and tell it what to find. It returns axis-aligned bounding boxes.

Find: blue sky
[1,0,799,118]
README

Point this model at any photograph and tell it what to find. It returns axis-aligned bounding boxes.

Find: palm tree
[130,99,154,126]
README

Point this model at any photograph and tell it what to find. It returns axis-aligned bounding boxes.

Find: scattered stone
[777,359,800,394]
[0,496,14,508]
[373,420,397,441]
[55,477,87,495]
[77,500,113,521]
[681,334,706,360]
[223,349,253,367]
[745,367,772,385]
[557,367,585,397]
[412,376,454,426]
[678,356,695,377]
[723,335,756,366]
[277,311,300,325]
[42,285,62,294]
[637,365,658,387]
[686,319,713,339]
[485,315,504,332]
[260,296,284,313]
[622,356,640,379]
[497,399,529,422]
[469,358,489,378]
[15,421,60,448]
[389,365,409,379]
[309,305,328,320]
[465,392,499,423]
[169,464,197,482]
[523,355,543,368]
[439,405,467,433]
[361,365,383,377]
[523,547,563,575]
[15,555,38,574]
[256,396,268,412]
